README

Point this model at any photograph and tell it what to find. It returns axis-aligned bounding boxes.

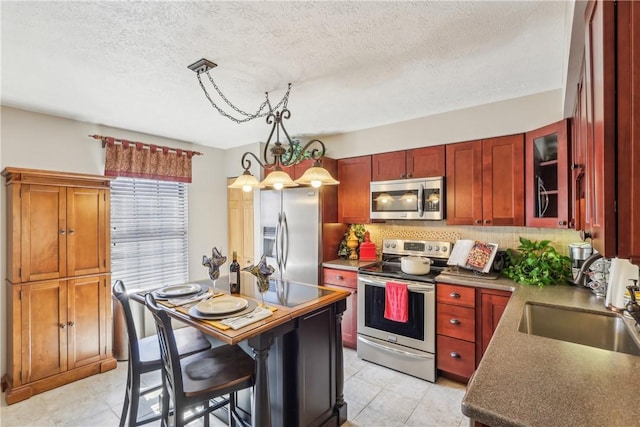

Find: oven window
[363,285,425,340]
[371,188,419,213]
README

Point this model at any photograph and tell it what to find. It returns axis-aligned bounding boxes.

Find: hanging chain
[197,72,291,123]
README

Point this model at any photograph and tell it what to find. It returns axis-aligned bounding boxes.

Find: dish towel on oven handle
[384,282,409,323]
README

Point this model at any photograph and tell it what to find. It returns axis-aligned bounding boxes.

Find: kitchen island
[437,273,640,426]
[131,275,350,427]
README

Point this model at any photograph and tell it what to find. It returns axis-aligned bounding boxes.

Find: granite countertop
[437,273,640,427]
[322,258,378,271]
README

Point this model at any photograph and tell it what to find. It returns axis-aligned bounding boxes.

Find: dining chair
[145,293,255,427]
[113,280,212,427]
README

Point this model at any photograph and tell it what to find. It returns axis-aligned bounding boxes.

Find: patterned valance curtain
[91,135,202,183]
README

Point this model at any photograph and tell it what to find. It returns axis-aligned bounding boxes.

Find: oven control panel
[382,239,452,259]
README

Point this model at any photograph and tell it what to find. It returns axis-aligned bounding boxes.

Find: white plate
[157,283,202,297]
[196,296,248,315]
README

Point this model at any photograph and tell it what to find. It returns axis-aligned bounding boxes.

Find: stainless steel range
[357,238,452,382]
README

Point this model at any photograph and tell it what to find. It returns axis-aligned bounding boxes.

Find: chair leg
[128,369,142,427]
[119,369,131,427]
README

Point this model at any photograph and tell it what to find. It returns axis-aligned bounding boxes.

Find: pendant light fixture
[189,58,339,191]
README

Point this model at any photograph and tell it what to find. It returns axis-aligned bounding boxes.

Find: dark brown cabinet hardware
[449,319,461,325]
[450,352,461,358]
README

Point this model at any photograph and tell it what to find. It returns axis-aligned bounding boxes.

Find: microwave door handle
[418,184,424,217]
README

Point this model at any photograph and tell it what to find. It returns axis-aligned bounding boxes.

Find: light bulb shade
[294,166,340,186]
[228,171,262,190]
[260,170,299,189]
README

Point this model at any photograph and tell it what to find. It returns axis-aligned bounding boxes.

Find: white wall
[0,106,230,376]
[321,89,564,159]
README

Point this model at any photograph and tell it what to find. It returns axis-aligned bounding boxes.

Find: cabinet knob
[59,323,66,329]
[450,352,461,359]
[475,219,482,225]
[449,292,461,299]
[558,220,567,226]
[68,229,75,235]
[68,321,75,327]
[336,275,344,280]
[449,318,461,325]
[406,173,412,178]
[484,219,491,225]
[571,163,583,170]
[60,229,66,235]
[400,173,406,179]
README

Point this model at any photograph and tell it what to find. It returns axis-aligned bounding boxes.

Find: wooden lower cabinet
[436,282,511,383]
[3,275,115,404]
[479,289,511,356]
[323,268,358,349]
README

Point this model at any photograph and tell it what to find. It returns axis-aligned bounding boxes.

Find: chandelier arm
[299,139,327,162]
[262,113,279,169]
[240,151,267,171]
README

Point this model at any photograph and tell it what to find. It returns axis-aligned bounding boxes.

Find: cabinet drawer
[437,303,475,342]
[322,268,357,289]
[437,335,476,379]
[437,283,475,307]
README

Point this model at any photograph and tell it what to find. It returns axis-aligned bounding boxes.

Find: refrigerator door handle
[275,213,283,270]
[282,212,289,270]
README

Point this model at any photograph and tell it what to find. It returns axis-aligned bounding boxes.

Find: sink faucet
[572,252,603,286]
[625,280,640,325]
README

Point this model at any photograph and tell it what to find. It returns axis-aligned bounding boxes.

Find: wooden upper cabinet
[372,146,445,181]
[615,0,640,264]
[2,168,112,284]
[337,155,372,224]
[446,135,524,226]
[446,140,483,225]
[525,119,570,228]
[407,146,446,178]
[372,151,406,181]
[582,0,617,256]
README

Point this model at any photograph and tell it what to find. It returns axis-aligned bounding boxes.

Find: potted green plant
[502,237,572,287]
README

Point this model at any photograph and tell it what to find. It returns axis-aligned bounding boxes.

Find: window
[110,177,189,291]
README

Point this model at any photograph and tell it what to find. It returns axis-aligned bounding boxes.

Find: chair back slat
[144,293,185,412]
[112,280,142,365]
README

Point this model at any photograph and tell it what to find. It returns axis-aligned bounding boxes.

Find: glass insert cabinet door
[525,120,569,228]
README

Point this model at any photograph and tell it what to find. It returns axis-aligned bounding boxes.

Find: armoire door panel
[22,281,67,383]
[21,185,67,282]
[67,188,106,276]
[67,277,105,368]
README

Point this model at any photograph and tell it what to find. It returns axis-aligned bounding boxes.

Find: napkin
[167,289,219,307]
[221,306,273,330]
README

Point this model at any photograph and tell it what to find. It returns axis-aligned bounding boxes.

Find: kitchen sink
[518,302,640,356]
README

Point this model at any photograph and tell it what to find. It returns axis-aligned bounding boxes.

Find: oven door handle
[357,336,434,360]
[358,276,434,291]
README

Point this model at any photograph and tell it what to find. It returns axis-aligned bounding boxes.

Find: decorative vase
[347,227,359,260]
[243,254,275,307]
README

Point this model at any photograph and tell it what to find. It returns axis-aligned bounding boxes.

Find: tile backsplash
[360,220,582,258]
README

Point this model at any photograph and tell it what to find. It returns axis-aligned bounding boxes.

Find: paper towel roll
[606,258,640,310]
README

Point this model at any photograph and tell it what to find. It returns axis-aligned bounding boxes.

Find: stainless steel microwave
[370,177,444,220]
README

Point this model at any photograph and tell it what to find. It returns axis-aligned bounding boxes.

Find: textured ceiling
[1,1,572,149]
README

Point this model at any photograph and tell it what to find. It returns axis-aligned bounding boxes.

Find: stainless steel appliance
[370,177,444,220]
[260,187,324,285]
[357,238,452,382]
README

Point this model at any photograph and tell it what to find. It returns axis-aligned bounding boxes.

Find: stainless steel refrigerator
[260,187,324,285]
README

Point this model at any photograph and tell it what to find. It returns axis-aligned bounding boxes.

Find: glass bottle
[229,251,241,294]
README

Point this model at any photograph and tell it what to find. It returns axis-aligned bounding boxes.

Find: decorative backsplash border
[359,221,582,259]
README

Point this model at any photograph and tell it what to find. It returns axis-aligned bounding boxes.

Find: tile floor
[1,348,468,427]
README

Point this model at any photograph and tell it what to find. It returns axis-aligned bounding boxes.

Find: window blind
[110,177,189,291]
